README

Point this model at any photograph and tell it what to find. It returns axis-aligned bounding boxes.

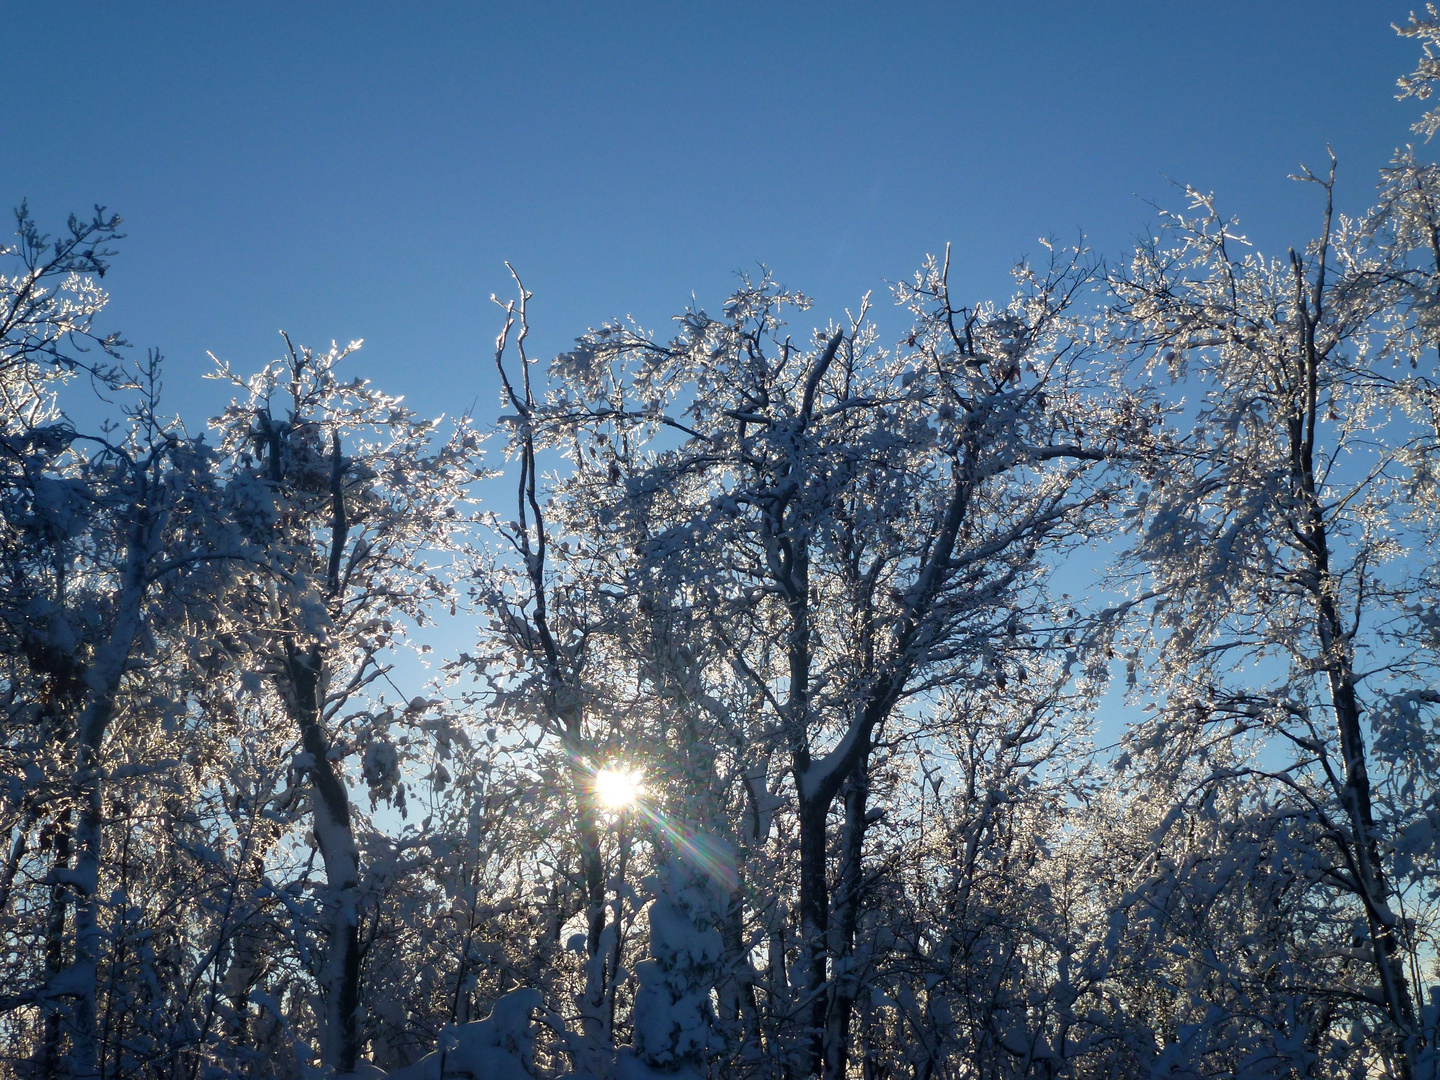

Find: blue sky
[2,3,1425,429]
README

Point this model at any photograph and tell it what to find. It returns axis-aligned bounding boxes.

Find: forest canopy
[8,14,1440,1080]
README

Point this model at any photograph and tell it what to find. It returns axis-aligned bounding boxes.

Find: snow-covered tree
[0,205,260,1079]
[206,335,484,1074]
[506,244,1131,1079]
[1107,131,1440,1075]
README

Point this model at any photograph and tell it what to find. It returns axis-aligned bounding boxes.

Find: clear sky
[2,2,1426,428]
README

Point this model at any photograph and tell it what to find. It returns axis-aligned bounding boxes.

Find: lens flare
[593,766,643,810]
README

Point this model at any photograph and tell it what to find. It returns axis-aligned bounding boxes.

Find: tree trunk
[558,712,614,1073]
[68,507,155,1080]
[1290,287,1423,1073]
[716,890,759,1051]
[1319,589,1421,1075]
[823,758,871,1080]
[796,793,829,1079]
[0,808,35,920]
[40,808,71,1080]
[284,643,362,1076]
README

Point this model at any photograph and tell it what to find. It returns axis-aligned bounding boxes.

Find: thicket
[7,15,1440,1080]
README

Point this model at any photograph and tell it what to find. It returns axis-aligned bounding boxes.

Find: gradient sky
[2,2,1427,429]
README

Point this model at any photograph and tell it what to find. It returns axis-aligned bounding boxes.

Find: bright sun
[593,766,643,810]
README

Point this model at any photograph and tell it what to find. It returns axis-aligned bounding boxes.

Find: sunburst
[593,765,643,810]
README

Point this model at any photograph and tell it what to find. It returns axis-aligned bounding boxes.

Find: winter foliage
[9,18,1440,1080]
